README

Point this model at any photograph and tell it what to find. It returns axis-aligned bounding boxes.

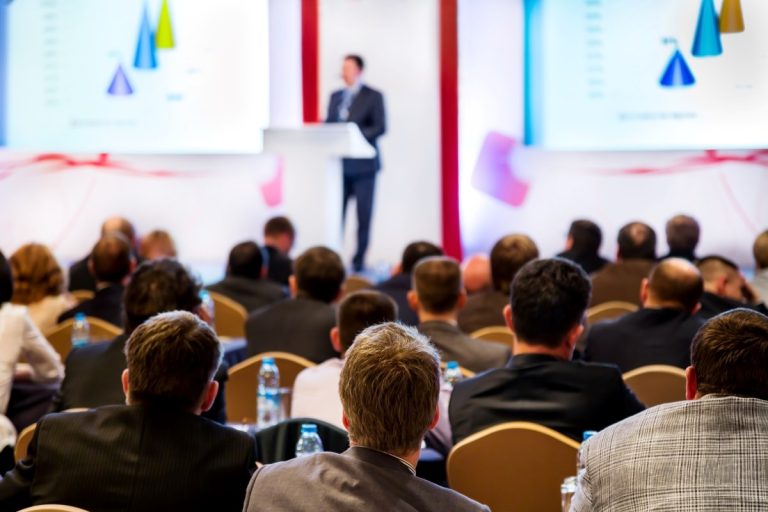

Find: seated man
[68,216,138,292]
[461,254,491,295]
[243,323,490,512]
[659,214,700,262]
[411,257,510,373]
[0,311,256,511]
[697,255,767,319]
[584,258,705,372]
[572,309,768,511]
[207,241,287,312]
[450,258,645,444]
[246,246,344,363]
[557,219,609,275]
[263,216,296,287]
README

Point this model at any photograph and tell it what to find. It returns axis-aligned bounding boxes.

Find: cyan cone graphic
[720,0,745,33]
[134,3,158,69]
[660,50,696,87]
[107,64,134,95]
[692,0,722,57]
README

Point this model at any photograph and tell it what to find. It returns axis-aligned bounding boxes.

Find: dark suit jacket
[374,272,418,326]
[418,320,510,373]
[449,354,645,444]
[457,290,509,334]
[207,276,287,313]
[53,334,228,424]
[265,246,293,287]
[557,250,610,275]
[659,250,697,262]
[67,256,96,292]
[697,292,768,320]
[589,259,655,307]
[58,284,125,327]
[584,308,705,373]
[327,84,386,176]
[245,297,338,363]
[0,405,256,512]
[242,446,489,512]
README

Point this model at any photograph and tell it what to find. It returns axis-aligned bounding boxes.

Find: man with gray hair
[243,322,490,511]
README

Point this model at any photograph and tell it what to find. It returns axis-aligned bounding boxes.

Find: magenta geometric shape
[471,132,530,207]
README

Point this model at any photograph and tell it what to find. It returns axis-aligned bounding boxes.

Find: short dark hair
[567,220,603,255]
[666,214,700,254]
[123,259,202,333]
[337,291,398,352]
[648,259,703,311]
[754,230,768,270]
[696,255,739,283]
[401,241,443,273]
[412,257,462,314]
[345,54,365,71]
[264,216,295,240]
[0,252,12,304]
[227,241,264,280]
[294,247,345,303]
[490,234,539,295]
[691,309,768,400]
[124,311,221,411]
[617,222,657,260]
[90,233,132,284]
[510,258,591,348]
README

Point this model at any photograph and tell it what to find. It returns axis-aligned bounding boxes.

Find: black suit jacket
[697,291,768,320]
[557,250,610,275]
[457,290,509,334]
[449,354,645,444]
[207,276,287,313]
[418,321,510,373]
[584,308,705,373]
[0,405,256,512]
[67,256,96,292]
[327,84,386,176]
[245,297,338,363]
[265,246,293,287]
[53,334,228,424]
[374,272,418,326]
[58,284,125,327]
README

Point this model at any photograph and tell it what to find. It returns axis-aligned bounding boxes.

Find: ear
[121,369,130,403]
[639,278,650,305]
[565,323,585,354]
[288,275,298,298]
[691,302,701,315]
[716,276,728,296]
[429,406,440,430]
[261,266,268,279]
[685,366,698,400]
[200,380,219,412]
[87,258,96,278]
[503,304,514,331]
[342,412,350,431]
[330,326,342,354]
[565,235,574,251]
[456,291,468,310]
[407,290,420,312]
[332,284,345,304]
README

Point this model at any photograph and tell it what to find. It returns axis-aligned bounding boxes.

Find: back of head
[264,216,295,241]
[124,259,202,333]
[754,230,768,270]
[337,291,398,352]
[617,222,657,260]
[568,219,603,256]
[139,230,177,261]
[0,252,11,305]
[90,233,133,284]
[462,254,491,294]
[412,256,462,314]
[490,234,539,295]
[294,246,345,303]
[101,216,137,246]
[647,258,703,312]
[665,214,700,255]
[340,323,440,455]
[227,241,264,280]
[400,241,443,274]
[10,243,64,305]
[697,256,739,283]
[691,309,768,400]
[124,311,221,411]
[510,258,591,348]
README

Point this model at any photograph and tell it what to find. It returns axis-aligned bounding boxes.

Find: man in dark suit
[0,311,256,512]
[53,259,229,424]
[557,219,610,275]
[207,241,287,313]
[374,241,443,326]
[458,234,539,333]
[246,246,345,363]
[326,54,387,272]
[243,322,489,512]
[659,214,700,262]
[263,216,295,287]
[584,258,705,372]
[68,216,138,292]
[410,257,510,373]
[450,258,645,444]
[696,255,768,319]
[59,232,135,327]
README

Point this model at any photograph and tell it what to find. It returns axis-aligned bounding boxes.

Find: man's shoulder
[361,84,384,98]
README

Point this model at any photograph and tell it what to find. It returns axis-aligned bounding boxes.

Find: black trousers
[342,172,376,269]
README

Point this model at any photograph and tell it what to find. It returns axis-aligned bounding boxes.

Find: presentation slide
[525,0,768,150]
[2,0,269,153]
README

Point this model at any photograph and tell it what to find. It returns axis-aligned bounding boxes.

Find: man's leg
[342,172,354,228]
[352,174,376,271]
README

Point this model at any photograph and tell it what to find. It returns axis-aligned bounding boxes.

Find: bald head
[462,254,491,294]
[90,232,133,284]
[101,217,137,247]
[754,231,768,270]
[697,256,745,302]
[644,258,703,312]
[617,222,656,260]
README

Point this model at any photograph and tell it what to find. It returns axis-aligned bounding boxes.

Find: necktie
[339,89,355,121]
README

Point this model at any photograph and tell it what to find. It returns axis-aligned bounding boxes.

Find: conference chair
[470,326,515,349]
[19,506,90,512]
[44,317,123,361]
[14,422,37,462]
[623,365,687,407]
[586,300,638,325]
[342,275,374,297]
[69,290,95,304]
[439,361,475,379]
[226,352,315,424]
[254,417,349,464]
[447,422,580,512]
[208,291,248,339]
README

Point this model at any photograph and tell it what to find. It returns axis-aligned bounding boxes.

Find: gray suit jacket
[572,395,768,511]
[419,320,511,373]
[242,446,489,512]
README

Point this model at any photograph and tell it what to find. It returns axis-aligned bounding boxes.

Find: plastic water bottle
[71,313,90,349]
[257,357,281,428]
[295,423,324,457]
[576,430,597,474]
[199,290,215,328]
[443,361,463,389]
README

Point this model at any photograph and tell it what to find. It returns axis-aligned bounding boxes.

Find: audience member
[450,258,644,444]
[68,216,138,292]
[10,243,73,332]
[138,229,177,261]
[245,246,345,363]
[660,214,700,262]
[243,323,490,512]
[572,309,768,511]
[458,234,538,333]
[461,254,491,295]
[584,258,705,372]
[590,222,656,306]
[411,257,510,373]
[754,230,768,302]
[557,219,609,274]
[696,256,766,319]
[58,232,135,327]
[374,241,443,326]
[53,259,229,423]
[263,216,296,286]
[207,241,287,312]
[0,311,256,511]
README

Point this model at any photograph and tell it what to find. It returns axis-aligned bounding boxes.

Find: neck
[513,339,571,360]
[643,299,687,311]
[418,310,458,325]
[350,440,420,469]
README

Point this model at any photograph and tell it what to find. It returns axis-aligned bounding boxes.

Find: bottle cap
[446,361,459,369]
[262,357,276,365]
[582,430,597,441]
[300,423,318,433]
[74,312,87,321]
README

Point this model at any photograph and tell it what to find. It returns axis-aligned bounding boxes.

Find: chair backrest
[254,417,349,464]
[342,276,374,297]
[226,352,316,423]
[69,290,95,304]
[470,326,515,349]
[19,506,91,512]
[208,291,248,339]
[448,421,579,511]
[439,361,475,379]
[586,301,638,325]
[43,317,123,361]
[14,422,37,462]
[623,364,687,407]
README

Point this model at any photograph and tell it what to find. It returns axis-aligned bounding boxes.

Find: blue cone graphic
[133,3,158,69]
[692,0,722,57]
[660,50,696,87]
[107,64,134,95]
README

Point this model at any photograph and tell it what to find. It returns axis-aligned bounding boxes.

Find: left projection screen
[3,0,269,153]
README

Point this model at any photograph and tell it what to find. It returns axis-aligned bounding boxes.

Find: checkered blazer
[571,395,768,511]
